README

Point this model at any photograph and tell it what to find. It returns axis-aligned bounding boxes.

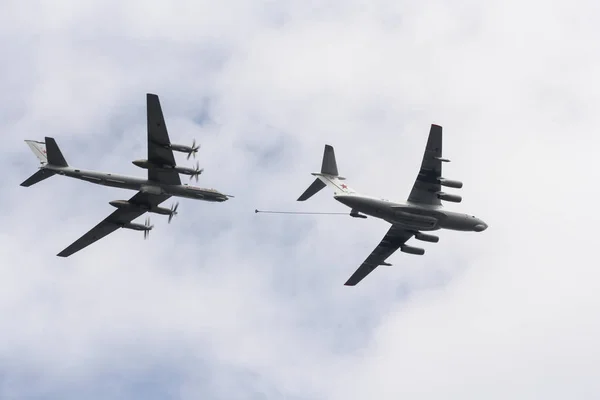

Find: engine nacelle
[400,245,425,255]
[174,166,196,175]
[439,178,463,189]
[123,222,147,231]
[132,159,151,169]
[109,200,172,215]
[437,192,462,203]
[414,232,439,243]
[109,200,132,209]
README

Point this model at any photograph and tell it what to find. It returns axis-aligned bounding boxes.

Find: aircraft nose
[474,222,488,232]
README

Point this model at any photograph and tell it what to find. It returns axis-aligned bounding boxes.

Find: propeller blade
[168,202,179,223]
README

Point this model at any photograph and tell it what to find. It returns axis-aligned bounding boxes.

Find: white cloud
[1,0,599,398]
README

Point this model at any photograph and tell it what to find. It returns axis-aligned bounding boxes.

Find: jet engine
[414,232,439,243]
[437,192,462,203]
[439,178,463,189]
[400,245,425,255]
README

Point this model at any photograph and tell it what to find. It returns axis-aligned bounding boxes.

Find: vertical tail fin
[297,144,356,201]
[44,137,68,167]
[321,144,338,176]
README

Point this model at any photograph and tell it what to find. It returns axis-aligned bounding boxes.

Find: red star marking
[341,184,347,189]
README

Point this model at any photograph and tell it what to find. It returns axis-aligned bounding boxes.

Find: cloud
[1,0,600,398]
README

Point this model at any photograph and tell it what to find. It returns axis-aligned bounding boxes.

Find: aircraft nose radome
[474,223,488,232]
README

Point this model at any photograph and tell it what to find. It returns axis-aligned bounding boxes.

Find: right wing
[407,124,444,206]
[57,192,170,257]
[146,93,181,186]
[344,225,414,286]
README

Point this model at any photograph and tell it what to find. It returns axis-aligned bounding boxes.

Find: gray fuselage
[335,194,487,232]
[43,164,229,202]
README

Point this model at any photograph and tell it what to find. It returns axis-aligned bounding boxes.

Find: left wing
[407,124,444,205]
[344,225,414,286]
[147,93,181,186]
[57,192,170,257]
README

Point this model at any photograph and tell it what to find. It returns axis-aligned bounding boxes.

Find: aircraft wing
[146,93,182,186]
[407,124,444,205]
[344,225,414,286]
[57,191,170,257]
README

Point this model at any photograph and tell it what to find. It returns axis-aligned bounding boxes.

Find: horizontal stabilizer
[25,140,48,164]
[321,145,339,176]
[20,169,56,187]
[297,178,326,201]
[44,137,69,167]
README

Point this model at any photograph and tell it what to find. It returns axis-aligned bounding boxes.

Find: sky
[1,0,600,398]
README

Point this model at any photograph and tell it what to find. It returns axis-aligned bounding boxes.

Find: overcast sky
[1,0,600,398]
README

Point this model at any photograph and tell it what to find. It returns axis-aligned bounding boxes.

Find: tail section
[25,140,48,165]
[297,178,326,201]
[297,144,356,201]
[320,144,338,176]
[44,137,68,167]
[21,137,68,187]
[24,138,68,167]
[20,169,56,187]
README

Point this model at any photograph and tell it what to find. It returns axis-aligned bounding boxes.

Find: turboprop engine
[122,217,153,239]
[132,159,203,181]
[437,192,462,203]
[169,139,200,160]
[110,200,179,223]
[400,245,425,255]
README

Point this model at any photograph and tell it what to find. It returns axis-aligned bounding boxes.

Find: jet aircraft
[297,124,487,286]
[21,93,232,257]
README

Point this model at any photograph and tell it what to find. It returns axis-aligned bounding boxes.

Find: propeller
[189,161,204,182]
[186,139,200,160]
[168,202,179,223]
[143,217,154,239]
